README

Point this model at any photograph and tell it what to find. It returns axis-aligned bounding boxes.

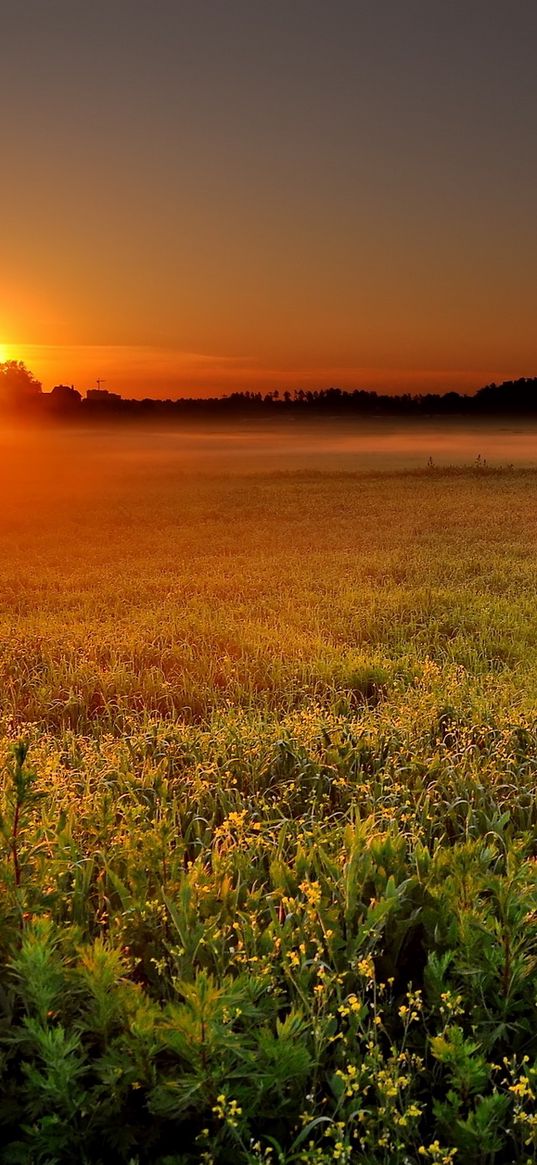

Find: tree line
[1,360,537,421]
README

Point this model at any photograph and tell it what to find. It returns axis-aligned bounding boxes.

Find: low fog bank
[1,417,536,508]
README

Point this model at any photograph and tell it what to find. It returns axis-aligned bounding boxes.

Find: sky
[2,0,537,398]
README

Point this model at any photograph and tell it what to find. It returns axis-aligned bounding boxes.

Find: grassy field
[2,431,537,1163]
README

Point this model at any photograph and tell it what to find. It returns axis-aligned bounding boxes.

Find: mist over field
[1,418,537,512]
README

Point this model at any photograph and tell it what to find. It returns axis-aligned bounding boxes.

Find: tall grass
[1,463,537,1162]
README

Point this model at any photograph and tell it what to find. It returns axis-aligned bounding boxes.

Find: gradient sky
[2,0,537,397]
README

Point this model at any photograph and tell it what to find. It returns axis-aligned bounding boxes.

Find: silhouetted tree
[0,363,535,424]
[0,361,42,412]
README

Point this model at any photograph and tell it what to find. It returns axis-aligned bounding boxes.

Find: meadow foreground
[1,437,537,1163]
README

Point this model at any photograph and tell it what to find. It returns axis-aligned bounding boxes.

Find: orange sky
[2,3,537,399]
[0,344,524,399]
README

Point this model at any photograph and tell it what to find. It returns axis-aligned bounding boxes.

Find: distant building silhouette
[86,388,122,403]
[50,385,82,411]
[2,359,537,423]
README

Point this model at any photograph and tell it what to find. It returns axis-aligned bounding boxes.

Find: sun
[0,340,17,363]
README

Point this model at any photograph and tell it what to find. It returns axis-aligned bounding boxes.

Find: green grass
[1,447,537,1163]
